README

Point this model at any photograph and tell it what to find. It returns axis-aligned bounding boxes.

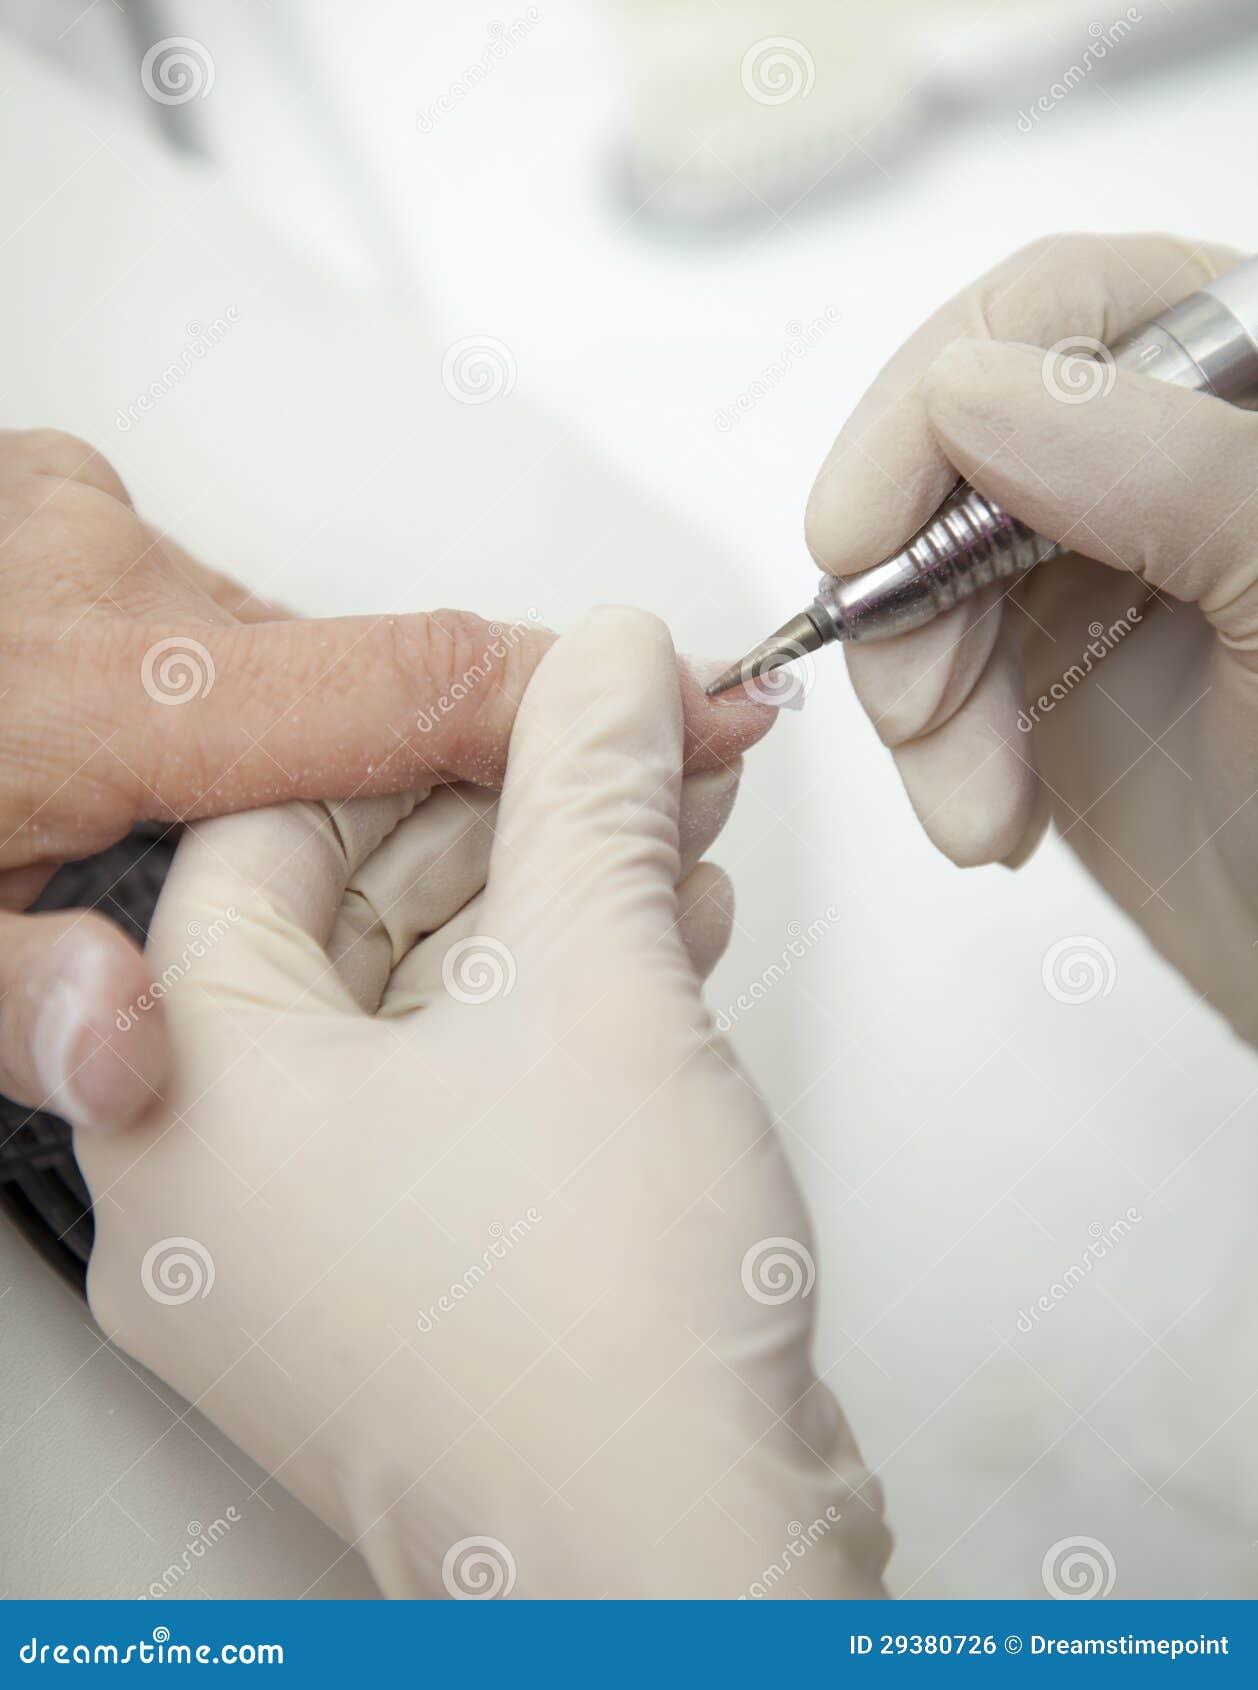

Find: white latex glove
[807,231,1258,1042]
[77,608,889,1601]
[0,423,769,1136]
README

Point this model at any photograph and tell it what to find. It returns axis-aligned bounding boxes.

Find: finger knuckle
[399,609,534,764]
[1012,231,1091,273]
[978,234,1092,338]
[8,428,130,503]
[1,473,149,601]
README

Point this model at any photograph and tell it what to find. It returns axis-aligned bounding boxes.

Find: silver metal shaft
[707,256,1258,698]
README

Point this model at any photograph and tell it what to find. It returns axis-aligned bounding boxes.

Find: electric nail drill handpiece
[706,256,1258,698]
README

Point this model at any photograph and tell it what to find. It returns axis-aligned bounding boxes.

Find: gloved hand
[76,607,888,1600]
[0,429,769,1130]
[806,232,1258,1041]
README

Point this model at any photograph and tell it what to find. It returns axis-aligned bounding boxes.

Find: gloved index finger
[805,232,1235,577]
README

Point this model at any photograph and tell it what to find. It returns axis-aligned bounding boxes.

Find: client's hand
[0,428,769,1128]
[76,607,888,1600]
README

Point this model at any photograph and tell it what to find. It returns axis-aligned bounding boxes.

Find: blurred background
[2,0,1257,1600]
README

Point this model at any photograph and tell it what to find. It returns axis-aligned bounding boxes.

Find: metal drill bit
[704,610,826,698]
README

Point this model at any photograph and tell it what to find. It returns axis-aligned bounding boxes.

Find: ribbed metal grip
[808,260,1258,647]
[813,484,1062,644]
[903,483,1060,608]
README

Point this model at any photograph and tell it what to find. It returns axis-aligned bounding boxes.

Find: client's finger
[102,616,775,845]
[0,908,168,1132]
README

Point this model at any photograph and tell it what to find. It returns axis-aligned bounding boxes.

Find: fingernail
[33,945,165,1132]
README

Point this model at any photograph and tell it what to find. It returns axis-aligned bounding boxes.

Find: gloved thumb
[922,338,1258,641]
[482,606,697,1002]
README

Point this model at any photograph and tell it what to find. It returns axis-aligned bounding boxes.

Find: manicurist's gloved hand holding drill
[801,232,1258,1044]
